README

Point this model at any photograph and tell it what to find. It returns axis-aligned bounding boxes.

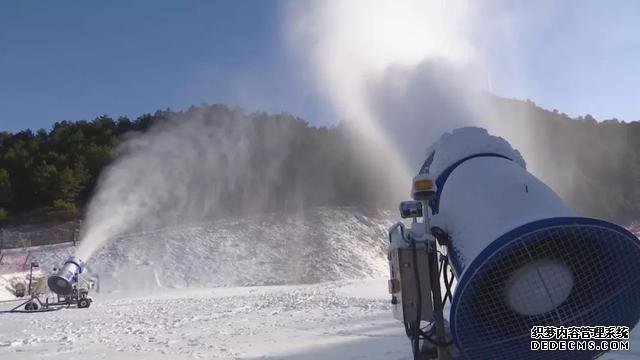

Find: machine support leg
[429,248,449,360]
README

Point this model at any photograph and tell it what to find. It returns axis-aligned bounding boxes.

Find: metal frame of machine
[388,175,456,360]
[0,259,93,314]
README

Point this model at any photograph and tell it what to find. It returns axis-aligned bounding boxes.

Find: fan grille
[450,217,640,359]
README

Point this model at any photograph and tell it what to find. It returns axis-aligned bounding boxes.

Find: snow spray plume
[283,1,578,205]
[76,107,318,261]
[283,0,488,197]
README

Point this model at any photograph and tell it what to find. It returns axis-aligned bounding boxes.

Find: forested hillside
[0,98,639,224]
[489,95,640,223]
[0,114,156,220]
[0,105,392,222]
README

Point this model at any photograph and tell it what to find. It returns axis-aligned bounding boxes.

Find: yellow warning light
[414,179,434,192]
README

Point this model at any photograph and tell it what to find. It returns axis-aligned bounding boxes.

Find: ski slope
[17,207,394,293]
[0,208,638,359]
[0,279,637,360]
[0,279,413,360]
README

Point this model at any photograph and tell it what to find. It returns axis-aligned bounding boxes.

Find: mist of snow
[75,109,305,261]
[284,1,480,183]
[283,0,546,198]
[77,1,557,263]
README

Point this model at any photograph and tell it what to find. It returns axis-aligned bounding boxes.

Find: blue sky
[0,1,330,132]
[476,1,640,121]
[1,1,639,132]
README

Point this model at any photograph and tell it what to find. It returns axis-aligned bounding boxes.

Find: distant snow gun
[0,257,92,314]
[48,256,86,296]
[388,127,640,360]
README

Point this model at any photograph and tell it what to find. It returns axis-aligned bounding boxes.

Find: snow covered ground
[0,207,638,359]
[0,207,414,359]
[14,207,394,292]
[0,279,415,360]
[0,207,394,302]
[0,279,638,360]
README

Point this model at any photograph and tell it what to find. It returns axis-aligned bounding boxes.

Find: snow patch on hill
[24,207,394,293]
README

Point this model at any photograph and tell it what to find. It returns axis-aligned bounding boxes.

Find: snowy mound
[422,127,526,178]
[26,207,393,293]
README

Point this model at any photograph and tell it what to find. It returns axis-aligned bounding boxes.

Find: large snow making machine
[48,256,86,296]
[388,127,640,360]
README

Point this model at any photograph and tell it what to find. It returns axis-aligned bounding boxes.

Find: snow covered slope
[1,209,638,359]
[0,279,637,360]
[24,207,394,293]
[0,280,411,360]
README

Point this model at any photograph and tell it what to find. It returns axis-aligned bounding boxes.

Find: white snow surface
[423,127,526,179]
[4,207,394,295]
[0,207,638,359]
[0,280,409,360]
[431,157,574,273]
[425,127,573,274]
[0,279,637,360]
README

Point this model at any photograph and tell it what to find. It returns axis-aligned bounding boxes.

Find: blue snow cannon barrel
[48,256,86,295]
[423,127,640,359]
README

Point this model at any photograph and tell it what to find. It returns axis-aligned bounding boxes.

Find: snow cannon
[48,256,86,296]
[388,127,640,360]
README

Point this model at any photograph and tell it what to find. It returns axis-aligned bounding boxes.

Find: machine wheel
[24,301,39,311]
[77,299,90,309]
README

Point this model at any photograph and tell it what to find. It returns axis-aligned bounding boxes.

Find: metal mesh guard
[450,217,640,360]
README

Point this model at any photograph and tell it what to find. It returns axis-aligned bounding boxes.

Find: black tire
[77,299,90,308]
[24,301,39,311]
